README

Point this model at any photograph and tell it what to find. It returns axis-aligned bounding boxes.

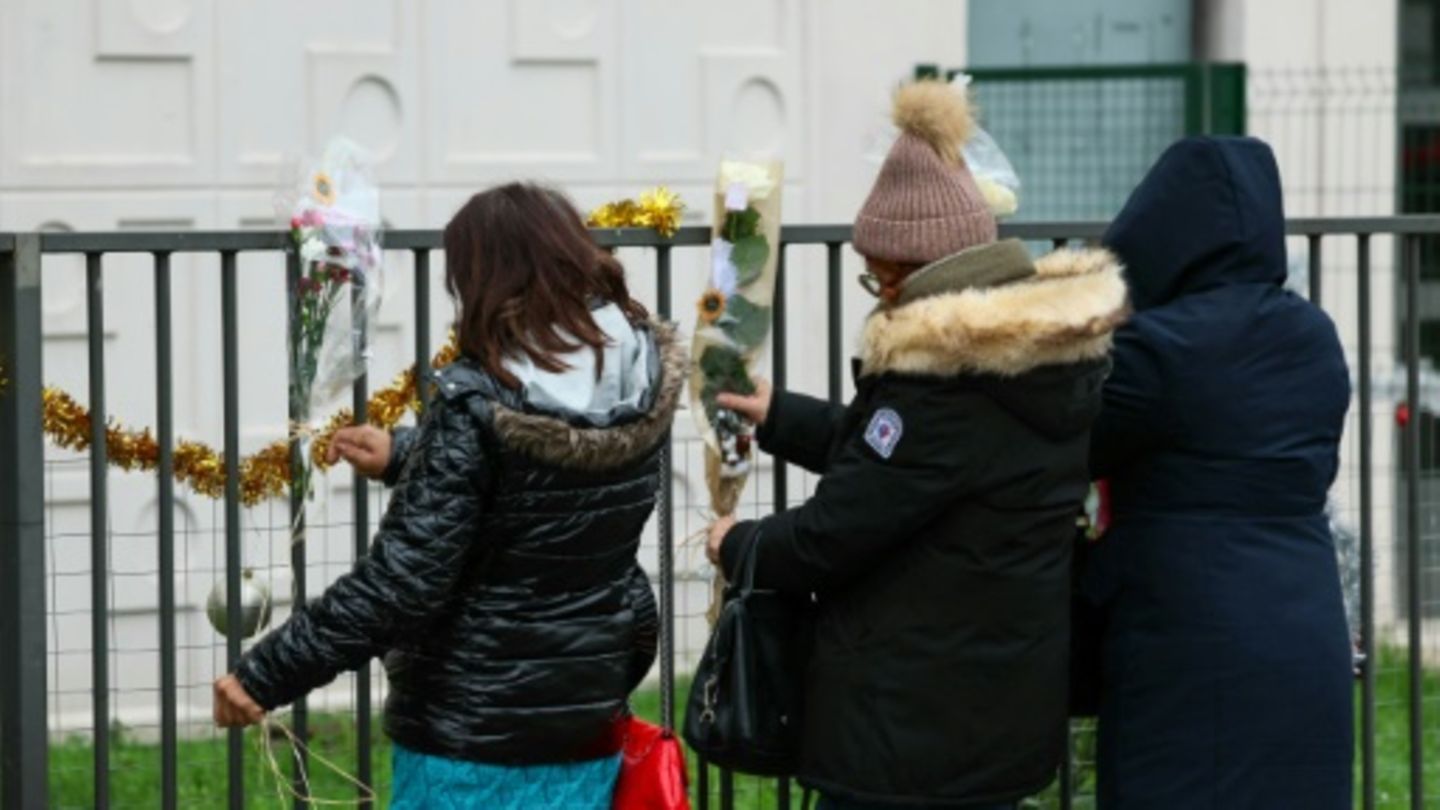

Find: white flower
[298,235,329,267]
[717,161,775,201]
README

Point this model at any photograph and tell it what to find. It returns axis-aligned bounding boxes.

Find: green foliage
[720,296,771,351]
[731,235,770,288]
[698,345,757,426]
[723,207,761,242]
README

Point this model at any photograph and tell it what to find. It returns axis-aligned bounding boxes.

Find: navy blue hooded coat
[1082,137,1354,809]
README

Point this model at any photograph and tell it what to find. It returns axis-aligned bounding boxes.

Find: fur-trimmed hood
[860,240,1128,378]
[490,321,687,471]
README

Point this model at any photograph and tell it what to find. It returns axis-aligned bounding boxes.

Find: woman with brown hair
[212,183,685,809]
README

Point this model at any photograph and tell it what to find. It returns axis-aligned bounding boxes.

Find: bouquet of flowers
[283,138,385,502]
[692,160,783,624]
[692,160,783,502]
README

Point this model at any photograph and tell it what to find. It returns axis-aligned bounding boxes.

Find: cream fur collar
[860,246,1128,378]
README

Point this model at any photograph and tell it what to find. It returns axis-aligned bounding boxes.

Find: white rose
[717,161,775,201]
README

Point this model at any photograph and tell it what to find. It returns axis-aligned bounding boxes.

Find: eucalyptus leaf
[700,344,754,389]
[721,295,771,350]
[731,235,770,287]
[723,207,761,241]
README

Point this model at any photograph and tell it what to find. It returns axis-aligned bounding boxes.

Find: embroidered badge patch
[864,408,904,459]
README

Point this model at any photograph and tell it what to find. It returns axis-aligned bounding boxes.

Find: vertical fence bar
[0,233,50,810]
[154,251,179,810]
[697,758,710,810]
[771,245,790,810]
[1054,248,1072,810]
[1308,234,1323,306]
[689,217,707,810]
[285,249,310,808]
[86,251,111,809]
[1404,235,1425,810]
[1059,741,1074,810]
[772,246,788,507]
[827,243,843,405]
[1357,234,1376,810]
[353,281,373,803]
[656,245,677,732]
[413,249,432,412]
[221,250,245,810]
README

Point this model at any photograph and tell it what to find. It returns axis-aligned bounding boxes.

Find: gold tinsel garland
[586,187,684,238]
[40,336,460,507]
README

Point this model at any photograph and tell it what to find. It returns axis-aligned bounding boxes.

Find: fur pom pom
[892,80,976,165]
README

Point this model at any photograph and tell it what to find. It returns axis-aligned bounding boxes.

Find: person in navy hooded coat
[1081,136,1353,809]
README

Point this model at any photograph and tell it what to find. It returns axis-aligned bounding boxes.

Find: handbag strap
[735,527,762,594]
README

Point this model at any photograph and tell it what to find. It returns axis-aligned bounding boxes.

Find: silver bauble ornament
[206,568,272,640]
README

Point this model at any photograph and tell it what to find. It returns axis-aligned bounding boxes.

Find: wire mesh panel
[914,63,1245,223]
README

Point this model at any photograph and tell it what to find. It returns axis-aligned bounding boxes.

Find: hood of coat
[486,318,688,469]
[1103,136,1287,311]
[859,239,1128,381]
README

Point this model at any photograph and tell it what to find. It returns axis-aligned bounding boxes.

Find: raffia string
[257,715,376,806]
[703,451,746,627]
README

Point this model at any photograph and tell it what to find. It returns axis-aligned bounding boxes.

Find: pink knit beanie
[854,80,997,265]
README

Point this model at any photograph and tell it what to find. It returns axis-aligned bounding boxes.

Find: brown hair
[443,183,648,390]
[865,257,923,306]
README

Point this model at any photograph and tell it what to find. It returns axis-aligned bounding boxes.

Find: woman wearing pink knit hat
[707,80,1128,809]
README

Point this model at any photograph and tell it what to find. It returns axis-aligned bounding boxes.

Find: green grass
[1360,647,1440,808]
[50,713,395,809]
[47,655,1439,809]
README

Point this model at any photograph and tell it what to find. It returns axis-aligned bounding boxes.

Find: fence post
[0,233,50,810]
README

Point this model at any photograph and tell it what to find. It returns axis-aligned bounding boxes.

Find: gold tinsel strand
[38,333,460,507]
[586,186,684,238]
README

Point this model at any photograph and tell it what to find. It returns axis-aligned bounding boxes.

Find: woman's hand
[213,674,265,728]
[707,515,738,566]
[326,425,392,479]
[716,378,773,427]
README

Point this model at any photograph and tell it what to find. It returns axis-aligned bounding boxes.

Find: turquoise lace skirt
[390,745,621,810]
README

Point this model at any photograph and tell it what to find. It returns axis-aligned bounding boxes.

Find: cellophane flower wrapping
[691,160,784,502]
[864,74,1022,218]
[1327,501,1364,673]
[280,137,385,498]
[693,160,783,627]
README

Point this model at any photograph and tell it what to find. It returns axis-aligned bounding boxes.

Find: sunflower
[698,289,727,325]
[312,172,336,206]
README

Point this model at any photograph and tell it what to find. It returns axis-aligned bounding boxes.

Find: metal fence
[1,218,1437,809]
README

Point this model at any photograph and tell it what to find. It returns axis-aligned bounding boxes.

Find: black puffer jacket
[719,241,1127,806]
[236,322,685,763]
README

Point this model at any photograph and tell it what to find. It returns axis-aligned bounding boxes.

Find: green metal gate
[914,63,1247,221]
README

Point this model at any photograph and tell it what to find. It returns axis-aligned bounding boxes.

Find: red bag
[613,716,691,810]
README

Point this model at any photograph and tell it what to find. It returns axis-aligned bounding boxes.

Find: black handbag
[683,535,810,776]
